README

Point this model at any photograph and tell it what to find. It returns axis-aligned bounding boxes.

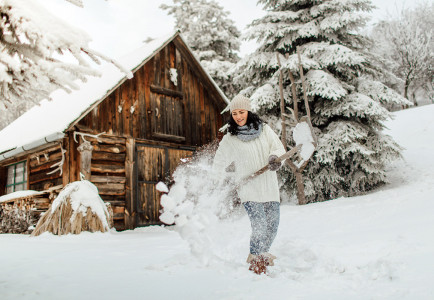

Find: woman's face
[232,109,248,126]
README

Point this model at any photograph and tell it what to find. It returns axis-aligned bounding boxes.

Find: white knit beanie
[229,94,252,112]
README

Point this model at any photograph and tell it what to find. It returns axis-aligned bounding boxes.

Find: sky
[38,0,425,59]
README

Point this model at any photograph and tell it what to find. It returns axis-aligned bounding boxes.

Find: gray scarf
[236,123,263,142]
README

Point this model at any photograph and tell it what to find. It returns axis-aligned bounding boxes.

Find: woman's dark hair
[227,111,264,135]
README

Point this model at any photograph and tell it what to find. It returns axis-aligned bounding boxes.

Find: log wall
[86,135,127,229]
[28,145,63,191]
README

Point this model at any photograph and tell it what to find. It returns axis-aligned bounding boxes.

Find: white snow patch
[159,211,175,225]
[0,190,43,203]
[160,194,176,211]
[293,121,316,166]
[155,181,169,193]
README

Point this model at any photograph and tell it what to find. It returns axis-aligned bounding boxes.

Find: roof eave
[0,132,65,163]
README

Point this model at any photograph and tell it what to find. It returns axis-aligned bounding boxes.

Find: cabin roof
[0,31,229,161]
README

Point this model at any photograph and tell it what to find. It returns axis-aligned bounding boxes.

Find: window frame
[5,160,27,193]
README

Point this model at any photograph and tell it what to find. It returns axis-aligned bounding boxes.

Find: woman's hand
[268,155,281,171]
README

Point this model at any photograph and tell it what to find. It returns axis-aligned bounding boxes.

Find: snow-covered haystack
[32,181,113,236]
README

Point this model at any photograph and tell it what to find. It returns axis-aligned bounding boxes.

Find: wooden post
[124,137,135,229]
[0,166,7,196]
[280,50,316,206]
[276,52,287,151]
[296,46,311,120]
[77,141,93,180]
[62,137,70,186]
[288,70,299,123]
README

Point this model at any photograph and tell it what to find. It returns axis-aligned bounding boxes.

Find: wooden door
[150,92,185,142]
[135,143,194,226]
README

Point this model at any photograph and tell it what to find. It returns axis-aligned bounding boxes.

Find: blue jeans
[243,201,280,255]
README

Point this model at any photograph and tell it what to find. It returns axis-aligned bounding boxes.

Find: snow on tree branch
[0,0,131,110]
[65,0,83,7]
[305,70,347,100]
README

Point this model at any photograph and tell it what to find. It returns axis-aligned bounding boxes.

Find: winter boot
[262,252,277,266]
[246,253,257,264]
[248,254,269,275]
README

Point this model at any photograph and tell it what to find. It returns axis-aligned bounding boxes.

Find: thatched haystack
[32,181,113,236]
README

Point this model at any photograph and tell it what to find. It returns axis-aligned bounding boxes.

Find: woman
[213,94,286,271]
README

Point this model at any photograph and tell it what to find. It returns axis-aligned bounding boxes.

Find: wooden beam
[91,164,125,174]
[90,175,126,184]
[134,137,196,151]
[29,172,62,185]
[150,84,183,99]
[151,132,186,143]
[92,152,126,162]
[29,151,63,168]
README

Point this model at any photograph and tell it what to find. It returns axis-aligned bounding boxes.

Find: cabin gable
[76,38,226,147]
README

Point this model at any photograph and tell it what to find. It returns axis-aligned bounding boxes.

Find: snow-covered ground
[1,105,433,300]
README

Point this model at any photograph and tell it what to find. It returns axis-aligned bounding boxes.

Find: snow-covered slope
[0,105,433,300]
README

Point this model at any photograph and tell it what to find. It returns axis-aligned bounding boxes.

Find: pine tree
[0,0,131,112]
[234,0,411,202]
[161,0,241,97]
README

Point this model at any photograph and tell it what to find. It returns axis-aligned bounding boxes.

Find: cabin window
[5,161,27,194]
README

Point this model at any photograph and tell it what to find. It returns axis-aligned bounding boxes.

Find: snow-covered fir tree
[0,0,131,114]
[161,0,241,97]
[233,0,411,202]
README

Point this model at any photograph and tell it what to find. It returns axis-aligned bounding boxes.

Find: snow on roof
[0,31,228,159]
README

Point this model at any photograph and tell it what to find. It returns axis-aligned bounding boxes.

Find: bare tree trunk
[412,90,418,106]
[404,80,410,101]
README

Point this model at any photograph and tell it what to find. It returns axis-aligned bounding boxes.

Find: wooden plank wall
[135,144,193,226]
[78,41,226,148]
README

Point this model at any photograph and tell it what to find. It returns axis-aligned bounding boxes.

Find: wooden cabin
[0,31,228,231]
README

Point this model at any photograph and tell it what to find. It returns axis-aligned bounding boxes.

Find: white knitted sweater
[213,124,286,203]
